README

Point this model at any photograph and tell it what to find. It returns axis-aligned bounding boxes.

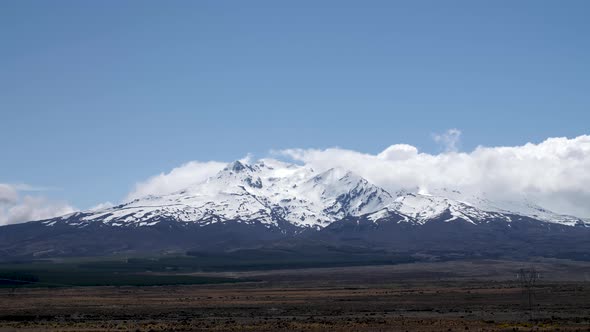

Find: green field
[0,258,249,288]
[0,246,416,287]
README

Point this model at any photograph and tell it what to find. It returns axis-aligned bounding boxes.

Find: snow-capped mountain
[44,159,587,230]
[367,189,587,227]
[47,160,395,229]
[2,159,589,258]
[426,188,585,226]
[370,192,511,225]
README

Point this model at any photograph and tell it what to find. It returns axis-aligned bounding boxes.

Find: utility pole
[517,267,539,319]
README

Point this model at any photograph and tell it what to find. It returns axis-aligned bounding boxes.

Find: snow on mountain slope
[427,188,586,226]
[50,160,395,229]
[363,188,586,227]
[297,167,393,220]
[366,192,510,225]
[42,160,587,229]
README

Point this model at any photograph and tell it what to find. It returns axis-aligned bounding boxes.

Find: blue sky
[1,0,589,209]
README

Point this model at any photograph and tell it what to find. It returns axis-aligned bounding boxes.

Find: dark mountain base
[0,219,291,258]
[0,215,589,261]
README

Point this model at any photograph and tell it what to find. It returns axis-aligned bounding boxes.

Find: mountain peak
[224,160,251,173]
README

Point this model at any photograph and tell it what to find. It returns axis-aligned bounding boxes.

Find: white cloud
[119,134,590,218]
[280,134,590,217]
[125,160,227,201]
[11,184,60,192]
[0,184,76,226]
[239,153,254,165]
[89,201,115,211]
[433,128,462,152]
[377,144,419,161]
[0,184,19,204]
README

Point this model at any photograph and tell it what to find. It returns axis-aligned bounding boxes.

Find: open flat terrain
[0,259,590,331]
